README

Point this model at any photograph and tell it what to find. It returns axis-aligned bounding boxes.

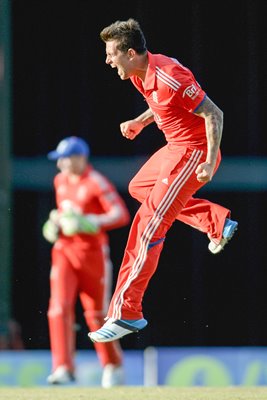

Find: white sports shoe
[101,364,125,388]
[208,218,238,254]
[88,318,148,343]
[47,365,75,384]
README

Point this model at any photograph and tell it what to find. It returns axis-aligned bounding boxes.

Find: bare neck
[134,53,149,81]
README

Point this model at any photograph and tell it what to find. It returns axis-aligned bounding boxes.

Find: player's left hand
[195,162,214,183]
[59,210,99,236]
[59,210,81,236]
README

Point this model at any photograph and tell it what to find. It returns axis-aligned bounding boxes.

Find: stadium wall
[1,347,267,387]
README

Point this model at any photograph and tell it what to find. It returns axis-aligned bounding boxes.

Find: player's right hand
[42,209,60,243]
[49,209,61,224]
[120,119,143,140]
[42,219,59,243]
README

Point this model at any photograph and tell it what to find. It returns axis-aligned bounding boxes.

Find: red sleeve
[170,65,206,112]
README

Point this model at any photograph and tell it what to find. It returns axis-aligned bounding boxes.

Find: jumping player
[88,18,238,343]
[42,136,130,387]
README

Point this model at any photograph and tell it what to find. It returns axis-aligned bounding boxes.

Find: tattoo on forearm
[195,97,223,140]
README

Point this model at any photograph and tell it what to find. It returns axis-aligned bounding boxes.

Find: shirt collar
[67,164,92,182]
[81,164,92,177]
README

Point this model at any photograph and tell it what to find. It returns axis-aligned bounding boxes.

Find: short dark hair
[100,18,147,54]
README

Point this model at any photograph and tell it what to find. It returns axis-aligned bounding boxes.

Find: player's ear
[127,48,136,59]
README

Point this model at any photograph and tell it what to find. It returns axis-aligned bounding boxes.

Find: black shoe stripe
[114,320,139,332]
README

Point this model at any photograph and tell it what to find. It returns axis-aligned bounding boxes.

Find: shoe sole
[88,319,147,343]
[209,224,238,255]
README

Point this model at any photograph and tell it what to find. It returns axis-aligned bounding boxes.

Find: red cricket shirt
[131,51,207,147]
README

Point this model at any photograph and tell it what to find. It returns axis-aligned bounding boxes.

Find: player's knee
[128,179,137,198]
[84,309,105,328]
[47,300,72,318]
[128,179,144,202]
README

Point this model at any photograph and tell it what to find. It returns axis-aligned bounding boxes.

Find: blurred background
[1,0,267,356]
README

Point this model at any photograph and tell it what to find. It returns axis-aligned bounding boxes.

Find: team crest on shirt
[182,84,199,100]
[152,91,158,103]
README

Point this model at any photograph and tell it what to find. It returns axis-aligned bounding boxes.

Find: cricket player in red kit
[88,18,238,343]
[42,136,130,387]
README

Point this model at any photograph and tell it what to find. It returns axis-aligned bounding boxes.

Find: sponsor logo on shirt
[182,84,199,100]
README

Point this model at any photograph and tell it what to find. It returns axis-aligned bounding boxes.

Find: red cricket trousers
[47,240,122,372]
[107,144,229,320]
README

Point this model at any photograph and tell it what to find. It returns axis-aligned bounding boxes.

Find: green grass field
[1,387,267,400]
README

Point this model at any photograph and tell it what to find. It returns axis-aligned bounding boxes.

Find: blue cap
[47,136,90,160]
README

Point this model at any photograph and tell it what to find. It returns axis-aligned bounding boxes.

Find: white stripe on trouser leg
[112,150,203,320]
[113,150,202,319]
[102,244,113,315]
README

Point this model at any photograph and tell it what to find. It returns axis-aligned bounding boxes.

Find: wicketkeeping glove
[59,210,99,236]
[42,209,60,243]
[42,220,59,243]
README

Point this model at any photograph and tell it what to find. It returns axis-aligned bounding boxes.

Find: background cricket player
[88,18,238,343]
[42,136,130,387]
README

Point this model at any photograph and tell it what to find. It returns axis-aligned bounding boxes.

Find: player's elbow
[218,108,223,125]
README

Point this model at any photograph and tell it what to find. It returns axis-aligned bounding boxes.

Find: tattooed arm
[194,96,224,182]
